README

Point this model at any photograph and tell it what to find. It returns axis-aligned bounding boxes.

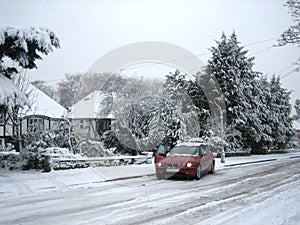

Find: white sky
[0,0,299,106]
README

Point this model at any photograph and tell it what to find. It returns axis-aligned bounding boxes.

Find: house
[71,91,115,140]
[0,74,67,150]
[20,83,68,139]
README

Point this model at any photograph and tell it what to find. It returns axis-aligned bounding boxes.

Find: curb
[103,173,155,182]
[224,159,277,167]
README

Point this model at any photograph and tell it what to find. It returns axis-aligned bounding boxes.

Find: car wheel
[209,161,215,174]
[196,165,202,180]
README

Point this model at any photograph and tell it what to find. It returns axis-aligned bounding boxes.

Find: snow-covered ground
[1,152,300,225]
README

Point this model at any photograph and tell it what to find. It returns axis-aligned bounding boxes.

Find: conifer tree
[206,32,261,151]
[268,76,294,149]
[207,32,295,152]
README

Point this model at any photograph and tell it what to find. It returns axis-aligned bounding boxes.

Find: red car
[155,142,215,180]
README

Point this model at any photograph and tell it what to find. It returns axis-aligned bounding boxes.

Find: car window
[157,145,165,154]
[201,145,207,155]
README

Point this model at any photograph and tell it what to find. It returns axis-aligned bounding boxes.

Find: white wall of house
[72,119,97,140]
[71,91,115,140]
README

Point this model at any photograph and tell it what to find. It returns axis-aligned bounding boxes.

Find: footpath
[1,150,300,199]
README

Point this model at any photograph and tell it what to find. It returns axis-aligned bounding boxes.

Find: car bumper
[155,167,197,178]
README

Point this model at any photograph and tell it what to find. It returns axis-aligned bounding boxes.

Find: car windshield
[168,146,199,156]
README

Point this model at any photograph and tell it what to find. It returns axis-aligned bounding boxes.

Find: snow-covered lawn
[0,151,300,225]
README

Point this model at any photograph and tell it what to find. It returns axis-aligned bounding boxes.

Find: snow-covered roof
[21,84,67,118]
[71,91,115,119]
[0,74,29,108]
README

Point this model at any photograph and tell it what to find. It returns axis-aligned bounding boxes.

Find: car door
[200,144,209,171]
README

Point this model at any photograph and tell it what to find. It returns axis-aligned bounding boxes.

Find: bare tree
[278,0,300,63]
[31,80,57,100]
[57,72,116,107]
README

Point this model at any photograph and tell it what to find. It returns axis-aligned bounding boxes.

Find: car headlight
[157,163,162,167]
[186,162,192,167]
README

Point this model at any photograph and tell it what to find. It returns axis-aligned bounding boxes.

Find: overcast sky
[0,0,299,106]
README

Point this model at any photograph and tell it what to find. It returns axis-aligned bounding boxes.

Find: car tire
[196,165,202,180]
[209,161,215,174]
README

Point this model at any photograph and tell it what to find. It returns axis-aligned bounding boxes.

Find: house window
[0,139,4,149]
[28,118,44,133]
[96,119,111,135]
[79,120,84,129]
[0,111,4,125]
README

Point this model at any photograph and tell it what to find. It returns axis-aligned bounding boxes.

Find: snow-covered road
[1,153,300,225]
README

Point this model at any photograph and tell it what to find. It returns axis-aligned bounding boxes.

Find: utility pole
[214,98,225,163]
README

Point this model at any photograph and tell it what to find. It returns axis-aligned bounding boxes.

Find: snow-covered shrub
[21,141,48,170]
[76,140,115,157]
[42,147,83,170]
[41,147,82,160]
[21,145,82,171]
[22,130,55,148]
[0,151,20,170]
[21,141,77,171]
[101,130,120,150]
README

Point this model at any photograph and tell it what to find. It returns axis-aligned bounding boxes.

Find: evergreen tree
[206,32,261,151]
[186,73,211,138]
[206,32,295,152]
[268,76,294,149]
[252,76,274,151]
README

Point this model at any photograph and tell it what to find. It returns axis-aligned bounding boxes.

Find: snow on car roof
[176,142,206,146]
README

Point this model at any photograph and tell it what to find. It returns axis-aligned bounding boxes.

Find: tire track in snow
[1,158,299,225]
[128,158,300,225]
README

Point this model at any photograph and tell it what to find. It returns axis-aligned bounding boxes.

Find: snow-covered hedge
[76,140,116,157]
[40,147,83,171]
[0,151,20,170]
[20,139,81,172]
[40,147,82,160]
